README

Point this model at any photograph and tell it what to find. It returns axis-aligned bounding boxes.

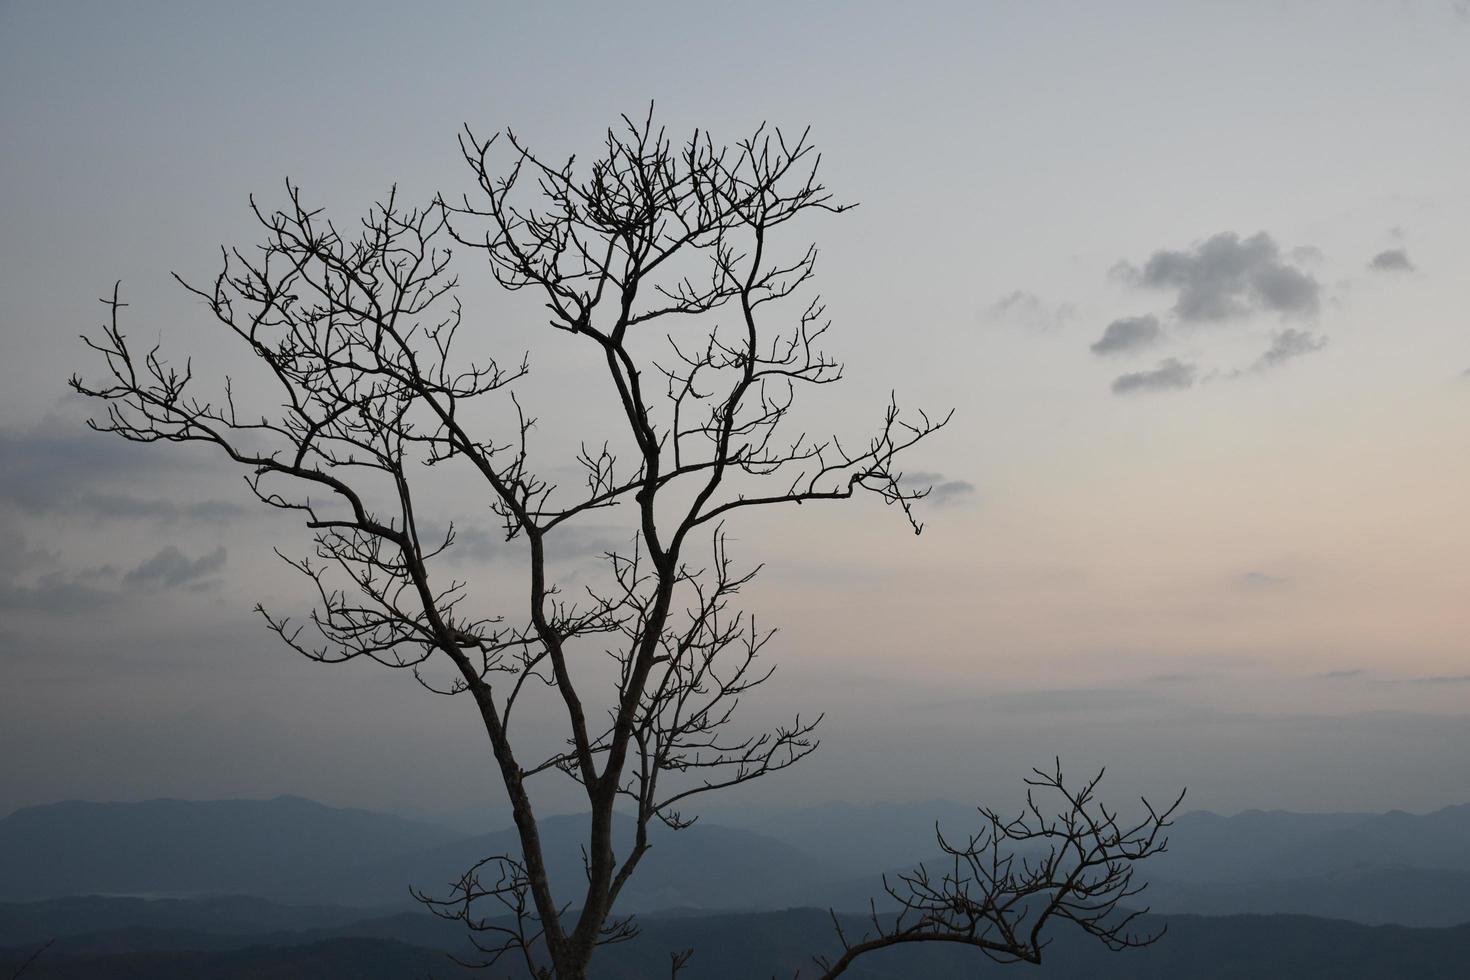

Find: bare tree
[72,110,1176,980]
[811,761,1180,978]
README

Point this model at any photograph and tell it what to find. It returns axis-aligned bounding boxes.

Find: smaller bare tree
[812,762,1181,978]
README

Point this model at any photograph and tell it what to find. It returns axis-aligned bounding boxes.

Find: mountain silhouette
[0,796,463,901]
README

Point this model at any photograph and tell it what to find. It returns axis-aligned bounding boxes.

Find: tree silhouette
[72,109,1178,980]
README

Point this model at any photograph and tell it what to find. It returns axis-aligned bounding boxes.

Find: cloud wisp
[1091,315,1162,356]
[1111,358,1197,395]
[984,290,1076,331]
[123,545,228,589]
[899,471,978,507]
[1238,571,1290,590]
[0,530,228,613]
[1368,248,1415,272]
[1247,328,1329,374]
[0,422,244,524]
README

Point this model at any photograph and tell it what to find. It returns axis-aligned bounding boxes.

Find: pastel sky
[2,0,1468,823]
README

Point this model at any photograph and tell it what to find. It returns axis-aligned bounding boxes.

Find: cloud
[0,572,123,614]
[1251,329,1328,372]
[1090,314,1162,356]
[920,687,1161,714]
[0,533,226,612]
[0,423,152,512]
[1317,669,1366,680]
[1289,245,1325,265]
[0,530,54,581]
[0,528,119,613]
[1145,672,1200,684]
[1409,674,1470,686]
[1117,231,1320,321]
[984,290,1076,330]
[0,422,243,523]
[74,493,245,522]
[123,546,228,589]
[1111,358,1196,395]
[1368,248,1414,272]
[1238,571,1289,589]
[899,471,977,507]
[928,480,977,506]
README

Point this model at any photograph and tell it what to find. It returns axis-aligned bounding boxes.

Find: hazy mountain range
[4,902,1470,980]
[6,794,1470,976]
[0,796,461,901]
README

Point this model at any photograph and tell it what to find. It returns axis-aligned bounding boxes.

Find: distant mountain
[581,910,1470,980]
[1148,808,1376,882]
[1147,804,1470,884]
[717,798,986,871]
[769,804,1470,928]
[0,896,471,960]
[727,799,1470,894]
[6,903,1470,980]
[0,936,477,980]
[269,810,843,911]
[0,796,466,901]
[0,795,841,912]
[1280,804,1470,878]
[1026,913,1470,980]
[1145,866,1470,927]
[0,895,394,947]
[12,793,1470,932]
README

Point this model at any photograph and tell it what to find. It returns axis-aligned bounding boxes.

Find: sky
[2,0,1469,825]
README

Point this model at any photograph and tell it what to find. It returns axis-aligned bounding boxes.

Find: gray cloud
[900,471,977,507]
[0,528,227,612]
[1289,245,1325,265]
[1318,669,1366,680]
[1239,571,1289,589]
[984,290,1076,330]
[124,545,228,589]
[74,493,246,522]
[0,529,119,613]
[1111,358,1196,395]
[0,424,152,512]
[1409,674,1470,686]
[1118,231,1320,321]
[0,531,54,581]
[1090,314,1162,356]
[0,572,122,614]
[0,423,244,523]
[928,480,977,506]
[1145,673,1199,684]
[1252,329,1328,372]
[1368,248,1414,272]
[919,687,1162,715]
